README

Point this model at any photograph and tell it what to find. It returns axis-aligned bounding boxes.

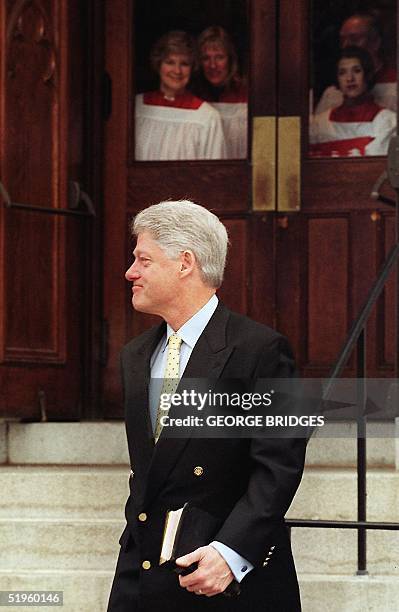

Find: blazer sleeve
[213,335,307,566]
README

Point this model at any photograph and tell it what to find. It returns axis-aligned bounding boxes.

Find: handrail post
[356,329,368,575]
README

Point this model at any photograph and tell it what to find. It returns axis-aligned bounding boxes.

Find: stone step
[292,528,399,576]
[0,466,129,520]
[306,422,397,468]
[299,574,399,612]
[4,422,130,465]
[0,572,397,612]
[0,516,398,576]
[0,570,114,612]
[306,423,399,469]
[288,468,399,522]
[0,519,124,571]
[1,420,398,468]
[0,466,396,523]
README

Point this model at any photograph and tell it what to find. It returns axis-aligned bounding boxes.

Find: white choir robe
[210,102,248,158]
[309,98,396,157]
[315,65,397,114]
[135,92,226,160]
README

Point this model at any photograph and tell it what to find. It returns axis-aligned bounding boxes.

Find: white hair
[132,200,229,288]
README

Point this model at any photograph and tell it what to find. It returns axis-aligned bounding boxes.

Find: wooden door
[103,0,398,418]
[0,0,92,419]
[275,0,397,378]
[102,0,278,415]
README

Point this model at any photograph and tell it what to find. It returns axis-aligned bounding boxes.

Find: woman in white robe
[194,26,248,159]
[135,31,225,161]
[310,46,396,157]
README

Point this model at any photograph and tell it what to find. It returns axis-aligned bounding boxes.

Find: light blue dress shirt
[149,294,253,583]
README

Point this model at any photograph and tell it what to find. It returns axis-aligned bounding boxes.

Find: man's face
[339,16,378,55]
[125,232,181,316]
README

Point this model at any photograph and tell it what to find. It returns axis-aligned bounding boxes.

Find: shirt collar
[162,294,219,352]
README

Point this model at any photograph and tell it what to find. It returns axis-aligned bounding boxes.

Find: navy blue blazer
[118,301,306,611]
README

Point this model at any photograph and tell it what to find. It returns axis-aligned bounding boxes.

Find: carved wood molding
[7,0,56,86]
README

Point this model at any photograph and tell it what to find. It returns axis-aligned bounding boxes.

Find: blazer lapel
[124,322,165,487]
[144,302,233,507]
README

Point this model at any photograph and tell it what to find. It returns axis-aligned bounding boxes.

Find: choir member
[310,46,396,157]
[194,26,247,158]
[135,31,225,160]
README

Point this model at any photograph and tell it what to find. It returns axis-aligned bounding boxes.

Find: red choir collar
[330,95,383,122]
[143,90,204,109]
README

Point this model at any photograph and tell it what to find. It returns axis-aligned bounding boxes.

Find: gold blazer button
[138,512,147,522]
[142,560,151,570]
[193,466,204,476]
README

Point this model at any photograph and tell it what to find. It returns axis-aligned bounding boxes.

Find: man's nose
[125,263,139,281]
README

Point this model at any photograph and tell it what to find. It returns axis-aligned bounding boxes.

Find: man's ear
[179,250,195,273]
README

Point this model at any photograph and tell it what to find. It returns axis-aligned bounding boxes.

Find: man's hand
[176,545,234,597]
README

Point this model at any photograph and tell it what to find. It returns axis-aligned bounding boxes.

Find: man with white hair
[315,13,396,114]
[107,200,306,611]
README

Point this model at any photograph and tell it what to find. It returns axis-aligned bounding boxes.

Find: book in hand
[159,503,241,597]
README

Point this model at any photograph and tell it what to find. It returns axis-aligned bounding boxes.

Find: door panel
[0,0,87,418]
[103,0,277,414]
[103,0,397,417]
[126,165,250,211]
[381,213,396,368]
[307,216,350,366]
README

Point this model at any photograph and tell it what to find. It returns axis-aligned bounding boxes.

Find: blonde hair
[198,25,239,85]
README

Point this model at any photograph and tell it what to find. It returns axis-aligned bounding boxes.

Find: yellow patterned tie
[154,334,182,443]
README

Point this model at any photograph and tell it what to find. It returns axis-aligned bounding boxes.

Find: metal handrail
[289,155,399,575]
[288,241,399,576]
[0,180,96,217]
[287,249,399,574]
[325,241,399,395]
[370,170,396,207]
[286,519,399,531]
